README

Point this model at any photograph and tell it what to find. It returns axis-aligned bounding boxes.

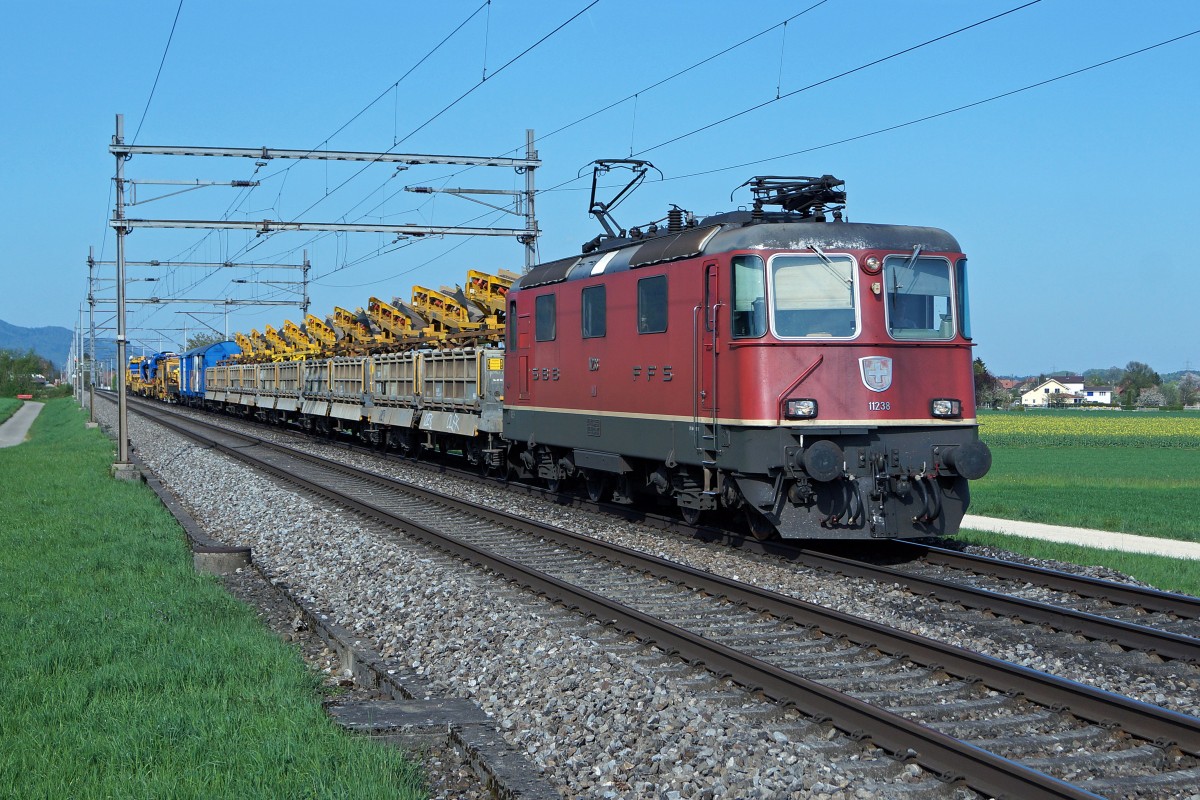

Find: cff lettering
[632,365,673,382]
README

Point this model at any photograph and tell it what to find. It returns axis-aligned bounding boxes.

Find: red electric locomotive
[503,170,991,540]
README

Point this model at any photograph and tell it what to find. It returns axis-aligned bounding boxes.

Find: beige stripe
[508,405,977,428]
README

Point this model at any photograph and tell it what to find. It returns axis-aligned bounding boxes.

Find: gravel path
[110,401,1200,799]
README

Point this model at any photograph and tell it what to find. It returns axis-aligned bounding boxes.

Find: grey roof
[512,218,961,291]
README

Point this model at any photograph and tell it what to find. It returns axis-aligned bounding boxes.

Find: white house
[1081,386,1116,404]
[1021,378,1116,407]
[1056,375,1085,394]
[1021,379,1075,407]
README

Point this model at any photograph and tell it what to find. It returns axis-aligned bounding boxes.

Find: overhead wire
[157,0,494,298]
[278,0,602,227]
[530,1,829,148]
[117,0,187,339]
[225,1,823,280]
[215,0,602,304]
[655,27,1200,185]
[633,0,1042,156]
[131,0,185,145]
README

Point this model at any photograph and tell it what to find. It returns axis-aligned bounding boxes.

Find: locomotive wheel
[744,508,778,541]
[584,472,609,503]
[679,505,702,526]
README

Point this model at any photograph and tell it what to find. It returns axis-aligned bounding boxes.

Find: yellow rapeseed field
[977,410,1200,448]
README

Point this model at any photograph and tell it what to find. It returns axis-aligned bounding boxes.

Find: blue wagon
[178,341,240,403]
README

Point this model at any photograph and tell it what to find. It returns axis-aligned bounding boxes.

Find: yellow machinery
[331,306,384,354]
[229,267,515,361]
[465,268,517,318]
[367,296,433,348]
[282,319,321,359]
[410,285,478,337]
[154,355,180,401]
[250,329,273,359]
[408,269,512,346]
[263,325,293,361]
[304,314,338,355]
[128,355,147,394]
[233,332,258,363]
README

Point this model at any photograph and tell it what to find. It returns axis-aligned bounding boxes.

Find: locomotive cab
[715,231,991,539]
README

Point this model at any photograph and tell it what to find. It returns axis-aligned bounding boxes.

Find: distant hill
[0,319,117,372]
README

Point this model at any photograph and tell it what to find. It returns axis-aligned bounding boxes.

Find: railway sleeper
[1082,765,1200,794]
[969,724,1114,758]
[1022,743,1185,774]
[772,652,906,675]
[932,709,1064,740]
[886,692,1015,722]
[853,679,980,706]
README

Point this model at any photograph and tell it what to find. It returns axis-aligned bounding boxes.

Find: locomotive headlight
[863,255,882,274]
[784,398,818,419]
[931,398,962,418]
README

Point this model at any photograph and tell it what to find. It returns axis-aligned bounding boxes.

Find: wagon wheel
[465,441,486,475]
[679,504,702,526]
[743,507,778,541]
[584,472,609,503]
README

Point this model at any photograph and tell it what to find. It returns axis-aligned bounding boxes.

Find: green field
[0,399,426,798]
[957,409,1200,596]
[966,446,1199,542]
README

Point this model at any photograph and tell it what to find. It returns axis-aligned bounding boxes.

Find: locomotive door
[694,260,722,459]
[517,313,531,400]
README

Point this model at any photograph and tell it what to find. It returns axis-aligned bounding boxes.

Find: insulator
[667,206,683,233]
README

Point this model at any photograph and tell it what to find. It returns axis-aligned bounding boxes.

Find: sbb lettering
[632,365,673,381]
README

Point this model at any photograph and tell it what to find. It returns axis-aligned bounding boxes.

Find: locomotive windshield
[884,254,955,340]
[769,254,857,338]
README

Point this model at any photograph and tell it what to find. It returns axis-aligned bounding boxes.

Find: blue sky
[2,0,1197,377]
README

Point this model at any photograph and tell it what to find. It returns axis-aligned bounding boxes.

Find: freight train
[132,173,990,541]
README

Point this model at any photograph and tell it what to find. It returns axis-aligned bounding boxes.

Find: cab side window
[637,275,667,334]
[535,294,556,341]
[582,285,606,338]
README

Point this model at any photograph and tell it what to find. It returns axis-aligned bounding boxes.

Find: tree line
[974,358,1200,410]
[0,348,58,396]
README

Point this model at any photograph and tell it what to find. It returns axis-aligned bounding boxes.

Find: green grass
[0,399,427,799]
[966,446,1200,543]
[952,410,1200,597]
[0,397,20,425]
[952,530,1200,598]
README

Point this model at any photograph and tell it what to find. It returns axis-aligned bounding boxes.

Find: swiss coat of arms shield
[859,356,893,393]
